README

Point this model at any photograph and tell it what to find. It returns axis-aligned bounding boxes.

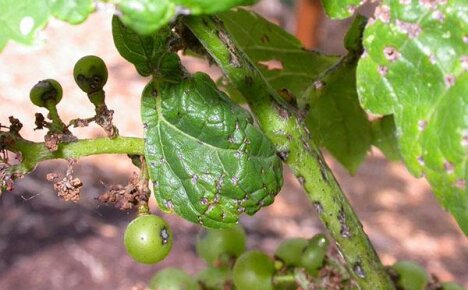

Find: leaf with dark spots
[218,9,338,101]
[142,72,283,228]
[357,0,468,234]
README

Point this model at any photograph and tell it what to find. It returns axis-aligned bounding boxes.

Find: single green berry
[149,267,200,290]
[29,79,63,108]
[300,234,329,276]
[196,225,246,266]
[440,282,465,290]
[274,238,308,267]
[233,251,275,290]
[124,214,172,264]
[196,266,231,290]
[73,55,108,93]
[392,260,430,290]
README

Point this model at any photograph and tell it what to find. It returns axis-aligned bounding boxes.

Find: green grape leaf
[112,0,257,36]
[112,16,179,77]
[357,1,468,234]
[306,59,372,174]
[172,0,257,14]
[371,115,400,161]
[0,0,50,51]
[113,0,176,35]
[49,0,94,24]
[142,73,283,228]
[221,10,373,173]
[0,0,95,51]
[320,0,362,19]
[304,15,372,173]
[218,9,338,102]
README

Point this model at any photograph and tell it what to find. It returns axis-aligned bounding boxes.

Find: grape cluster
[136,223,465,290]
[145,224,351,290]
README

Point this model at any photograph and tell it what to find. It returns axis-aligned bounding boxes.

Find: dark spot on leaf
[418,120,427,131]
[396,20,421,38]
[191,175,199,184]
[278,88,296,104]
[375,5,391,23]
[432,10,445,22]
[444,75,456,87]
[417,156,425,166]
[277,105,291,119]
[278,150,290,161]
[383,47,400,62]
[244,76,253,86]
[165,200,174,209]
[444,161,454,174]
[378,65,388,76]
[261,34,269,43]
[313,80,325,90]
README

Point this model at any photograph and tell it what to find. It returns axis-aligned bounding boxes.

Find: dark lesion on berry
[160,226,170,245]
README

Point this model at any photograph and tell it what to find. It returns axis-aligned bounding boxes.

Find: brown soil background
[0,1,467,289]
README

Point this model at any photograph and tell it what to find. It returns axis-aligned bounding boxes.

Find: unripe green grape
[392,260,429,290]
[196,224,246,266]
[274,238,308,267]
[29,79,63,108]
[233,251,275,290]
[196,266,231,290]
[149,267,200,290]
[300,234,329,276]
[440,282,465,290]
[73,55,108,93]
[124,214,173,264]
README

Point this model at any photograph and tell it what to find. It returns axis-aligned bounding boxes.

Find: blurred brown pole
[295,0,322,49]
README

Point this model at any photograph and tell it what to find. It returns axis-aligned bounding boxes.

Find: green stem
[46,99,66,132]
[2,133,144,172]
[272,273,296,285]
[185,16,394,290]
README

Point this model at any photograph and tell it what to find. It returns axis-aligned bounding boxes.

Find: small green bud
[29,79,63,108]
[440,282,465,290]
[73,55,108,93]
[392,260,429,290]
[301,233,329,276]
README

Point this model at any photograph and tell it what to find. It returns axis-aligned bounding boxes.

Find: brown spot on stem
[353,262,366,278]
[313,201,324,214]
[297,175,306,185]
